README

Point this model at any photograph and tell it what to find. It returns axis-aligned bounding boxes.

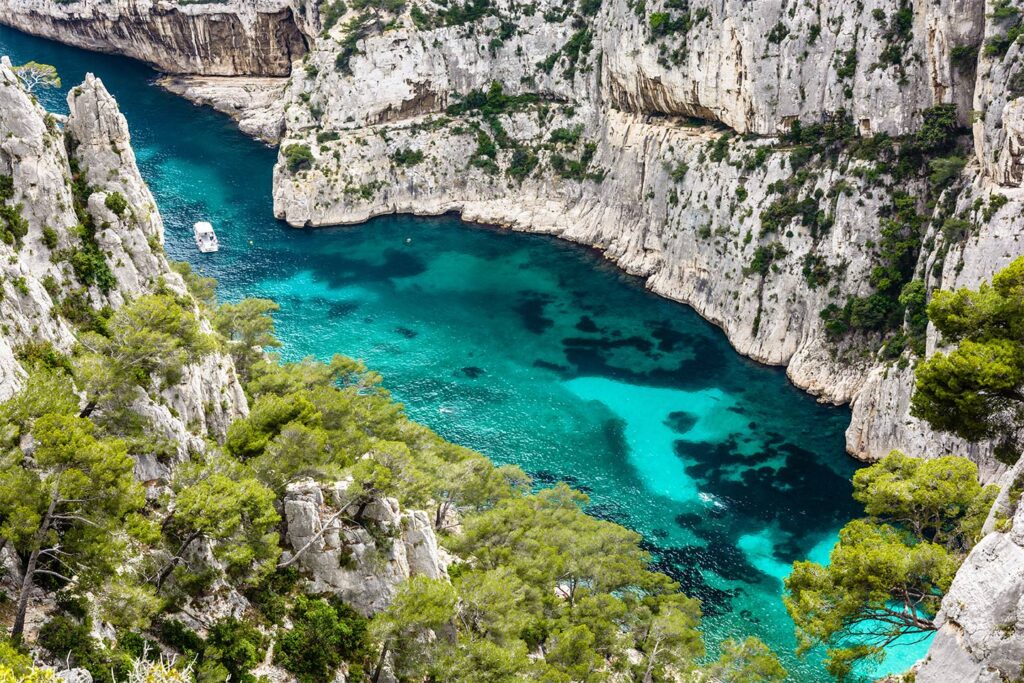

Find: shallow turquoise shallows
[1,26,933,680]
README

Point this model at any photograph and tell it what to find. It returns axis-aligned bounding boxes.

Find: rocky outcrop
[973,0,1024,185]
[67,71,249,453]
[846,179,1023,477]
[282,478,449,616]
[599,0,983,136]
[158,75,288,143]
[276,0,982,137]
[917,488,1024,682]
[0,60,81,395]
[55,670,92,683]
[0,60,247,456]
[0,0,308,76]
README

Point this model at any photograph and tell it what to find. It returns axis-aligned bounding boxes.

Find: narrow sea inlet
[0,25,930,680]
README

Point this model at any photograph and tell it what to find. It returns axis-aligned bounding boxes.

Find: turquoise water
[1,26,932,680]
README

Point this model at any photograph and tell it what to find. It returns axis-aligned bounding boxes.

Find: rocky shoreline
[3,0,1024,677]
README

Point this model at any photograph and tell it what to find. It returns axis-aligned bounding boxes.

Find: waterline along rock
[0,0,309,76]
[3,0,1024,678]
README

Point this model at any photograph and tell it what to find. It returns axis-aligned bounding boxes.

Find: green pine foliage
[785,451,996,681]
[0,257,798,683]
[911,256,1024,463]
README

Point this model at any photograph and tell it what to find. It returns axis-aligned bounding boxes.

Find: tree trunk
[11,547,40,640]
[78,400,97,418]
[642,640,661,683]
[354,499,370,522]
[154,530,202,591]
[435,497,454,530]
[372,642,389,683]
[12,496,57,640]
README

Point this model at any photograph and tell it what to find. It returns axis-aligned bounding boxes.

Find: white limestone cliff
[266,0,1022,474]
[5,0,1024,675]
[917,490,1024,683]
[0,60,248,456]
[0,0,309,76]
[283,478,450,616]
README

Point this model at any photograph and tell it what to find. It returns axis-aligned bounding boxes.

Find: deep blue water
[0,25,931,680]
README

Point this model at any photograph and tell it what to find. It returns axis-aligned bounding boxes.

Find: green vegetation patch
[284,144,315,173]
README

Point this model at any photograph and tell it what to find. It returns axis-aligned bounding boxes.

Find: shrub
[275,596,369,683]
[548,125,583,145]
[648,11,690,39]
[788,145,814,170]
[802,254,832,289]
[410,4,433,28]
[928,155,966,187]
[760,196,825,235]
[205,618,265,683]
[836,48,857,79]
[899,279,928,355]
[436,0,493,27]
[766,22,789,44]
[983,193,1009,221]
[506,147,538,182]
[551,142,601,181]
[41,226,59,249]
[914,104,961,153]
[116,632,159,661]
[708,133,731,163]
[983,0,1022,57]
[319,0,347,31]
[744,242,788,277]
[950,44,979,70]
[244,567,301,624]
[0,174,29,248]
[390,148,425,167]
[284,145,314,173]
[70,243,117,293]
[15,341,73,374]
[446,81,538,117]
[104,191,128,218]
[154,619,205,658]
[334,13,373,74]
[38,616,130,683]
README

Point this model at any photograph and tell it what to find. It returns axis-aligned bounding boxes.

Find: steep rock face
[280,0,982,137]
[0,0,307,76]
[275,106,899,405]
[917,492,1024,682]
[973,0,1024,185]
[0,60,81,395]
[0,60,247,457]
[267,0,1024,474]
[66,71,249,453]
[846,179,1023,478]
[600,0,983,135]
[283,478,449,616]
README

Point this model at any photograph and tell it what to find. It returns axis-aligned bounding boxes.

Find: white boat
[193,221,219,253]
